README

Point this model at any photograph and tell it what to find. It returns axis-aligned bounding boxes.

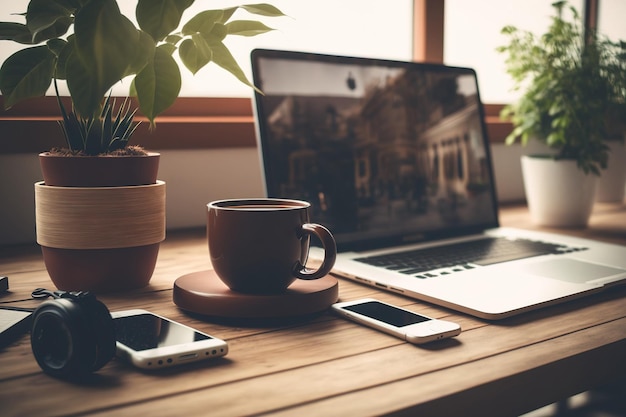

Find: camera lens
[30,299,91,379]
[31,312,72,371]
[30,295,115,379]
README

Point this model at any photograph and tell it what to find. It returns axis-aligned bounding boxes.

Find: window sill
[0,97,511,154]
[484,104,512,145]
[0,96,257,154]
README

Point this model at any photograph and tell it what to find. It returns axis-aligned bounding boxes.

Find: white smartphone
[111,309,228,369]
[332,298,461,344]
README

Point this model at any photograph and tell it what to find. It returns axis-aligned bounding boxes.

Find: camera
[30,289,115,379]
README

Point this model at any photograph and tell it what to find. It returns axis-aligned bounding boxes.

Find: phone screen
[114,313,211,351]
[0,307,33,348]
[342,301,431,327]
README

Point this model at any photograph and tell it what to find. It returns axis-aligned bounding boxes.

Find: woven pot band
[35,181,166,249]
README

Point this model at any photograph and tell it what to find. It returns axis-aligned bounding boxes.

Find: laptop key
[355,237,569,277]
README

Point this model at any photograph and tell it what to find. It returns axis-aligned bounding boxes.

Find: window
[2,1,617,153]
[0,0,413,153]
[443,0,622,143]
[444,0,585,104]
[598,0,626,42]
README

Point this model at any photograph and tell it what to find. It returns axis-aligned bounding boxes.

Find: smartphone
[332,298,461,344]
[111,309,228,369]
[0,306,33,348]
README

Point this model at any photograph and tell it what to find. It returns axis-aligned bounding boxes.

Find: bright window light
[444,0,585,104]
[0,0,413,98]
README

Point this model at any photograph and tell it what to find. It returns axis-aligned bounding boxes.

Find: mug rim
[207,198,310,211]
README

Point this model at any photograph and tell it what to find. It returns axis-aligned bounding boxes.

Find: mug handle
[293,223,337,280]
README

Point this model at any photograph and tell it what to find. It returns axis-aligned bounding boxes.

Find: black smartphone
[332,299,461,344]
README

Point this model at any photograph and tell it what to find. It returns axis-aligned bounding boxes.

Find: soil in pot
[39,146,159,186]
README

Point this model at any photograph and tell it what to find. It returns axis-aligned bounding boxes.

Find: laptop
[250,48,626,320]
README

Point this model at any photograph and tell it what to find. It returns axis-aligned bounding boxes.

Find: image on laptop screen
[252,50,499,250]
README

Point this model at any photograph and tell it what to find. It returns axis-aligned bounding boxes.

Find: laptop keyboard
[354,237,586,279]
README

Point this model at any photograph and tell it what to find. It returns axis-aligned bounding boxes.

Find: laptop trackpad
[521,259,625,284]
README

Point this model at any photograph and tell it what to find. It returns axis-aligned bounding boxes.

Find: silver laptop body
[251,49,626,319]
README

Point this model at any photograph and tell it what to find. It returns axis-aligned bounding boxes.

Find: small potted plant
[497,0,624,227]
[0,0,285,292]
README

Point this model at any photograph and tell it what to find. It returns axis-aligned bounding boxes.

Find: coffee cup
[207,198,337,294]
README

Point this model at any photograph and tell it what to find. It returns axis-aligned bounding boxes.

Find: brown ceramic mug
[207,198,337,294]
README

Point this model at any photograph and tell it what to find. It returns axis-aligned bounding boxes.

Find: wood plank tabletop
[1,202,625,417]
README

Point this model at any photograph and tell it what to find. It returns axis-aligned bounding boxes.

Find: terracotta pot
[35,152,165,293]
[39,151,160,186]
[40,245,161,293]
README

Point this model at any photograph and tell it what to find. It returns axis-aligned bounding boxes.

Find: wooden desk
[1,203,625,417]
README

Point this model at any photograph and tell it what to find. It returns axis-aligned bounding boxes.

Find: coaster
[173,270,339,318]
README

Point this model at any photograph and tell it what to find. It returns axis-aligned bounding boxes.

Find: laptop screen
[251,49,499,251]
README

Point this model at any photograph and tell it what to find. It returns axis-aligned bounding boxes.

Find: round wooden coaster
[173,270,339,318]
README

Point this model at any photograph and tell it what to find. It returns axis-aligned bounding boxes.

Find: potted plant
[0,0,285,292]
[497,0,624,227]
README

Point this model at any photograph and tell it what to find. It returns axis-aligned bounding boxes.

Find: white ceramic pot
[596,140,626,203]
[521,155,597,227]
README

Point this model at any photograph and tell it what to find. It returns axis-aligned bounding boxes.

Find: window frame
[0,0,598,154]
[0,95,255,153]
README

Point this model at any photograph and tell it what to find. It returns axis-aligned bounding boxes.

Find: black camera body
[30,290,115,379]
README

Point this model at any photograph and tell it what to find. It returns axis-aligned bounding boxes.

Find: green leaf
[136,0,194,42]
[26,0,75,42]
[225,20,274,37]
[218,7,238,24]
[159,42,177,56]
[179,35,212,75]
[65,47,101,117]
[111,97,140,142]
[71,0,143,116]
[499,105,513,120]
[208,23,228,41]
[240,4,287,18]
[546,132,561,146]
[0,46,55,108]
[548,103,562,116]
[85,118,104,155]
[54,35,74,79]
[504,132,517,145]
[216,4,286,26]
[0,22,36,45]
[102,95,113,146]
[135,45,182,125]
[182,10,223,36]
[208,40,260,93]
[500,25,517,35]
[58,110,87,152]
[124,30,155,77]
[46,38,67,57]
[165,34,183,45]
[46,37,68,79]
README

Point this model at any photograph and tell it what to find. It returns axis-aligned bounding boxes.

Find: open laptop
[250,48,626,319]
